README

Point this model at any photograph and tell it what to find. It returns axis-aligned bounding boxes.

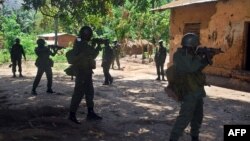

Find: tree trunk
[54,14,59,46]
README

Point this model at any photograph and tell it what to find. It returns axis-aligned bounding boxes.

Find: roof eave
[151,0,218,12]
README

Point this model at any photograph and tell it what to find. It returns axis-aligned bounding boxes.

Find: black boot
[47,88,55,93]
[87,108,102,120]
[68,112,81,124]
[19,73,23,77]
[31,89,37,95]
[156,76,160,81]
[162,75,166,81]
[191,136,199,141]
[109,77,113,84]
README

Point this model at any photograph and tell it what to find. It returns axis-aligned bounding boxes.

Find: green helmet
[15,38,20,43]
[181,33,200,48]
[79,26,93,41]
[37,38,46,46]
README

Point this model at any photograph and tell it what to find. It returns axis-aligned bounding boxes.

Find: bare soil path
[0,56,250,141]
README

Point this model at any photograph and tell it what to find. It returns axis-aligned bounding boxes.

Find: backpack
[165,65,206,101]
[65,49,74,64]
[64,65,76,76]
[165,65,185,101]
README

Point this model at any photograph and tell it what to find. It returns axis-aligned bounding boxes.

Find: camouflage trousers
[32,67,52,90]
[156,63,165,77]
[112,55,120,69]
[69,70,94,113]
[170,94,204,141]
[12,58,22,73]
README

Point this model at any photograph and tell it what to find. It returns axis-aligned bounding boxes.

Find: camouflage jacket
[10,43,25,59]
[155,46,167,64]
[71,38,100,71]
[172,48,209,97]
[102,45,114,65]
[35,46,54,68]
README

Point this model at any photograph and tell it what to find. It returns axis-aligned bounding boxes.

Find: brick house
[38,33,77,48]
[152,0,250,81]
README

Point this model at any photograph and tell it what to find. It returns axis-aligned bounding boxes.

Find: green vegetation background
[0,0,171,65]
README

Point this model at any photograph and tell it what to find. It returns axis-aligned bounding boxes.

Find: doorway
[246,23,250,71]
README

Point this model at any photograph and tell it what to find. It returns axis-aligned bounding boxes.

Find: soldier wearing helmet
[68,26,102,124]
[169,33,210,141]
[154,40,167,81]
[31,38,57,95]
[10,38,26,77]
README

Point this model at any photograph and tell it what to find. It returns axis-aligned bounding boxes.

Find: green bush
[0,49,10,64]
[19,33,37,56]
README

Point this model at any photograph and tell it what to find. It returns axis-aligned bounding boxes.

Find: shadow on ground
[0,72,250,141]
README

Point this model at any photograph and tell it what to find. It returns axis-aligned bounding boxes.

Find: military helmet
[181,33,200,48]
[37,38,46,46]
[79,26,93,39]
[15,38,20,43]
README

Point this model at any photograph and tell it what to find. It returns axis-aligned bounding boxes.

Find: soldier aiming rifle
[165,33,224,141]
[195,46,224,65]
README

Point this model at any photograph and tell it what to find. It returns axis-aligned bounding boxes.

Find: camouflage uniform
[32,40,56,95]
[154,41,167,80]
[169,48,209,141]
[69,38,100,112]
[10,39,26,77]
[102,41,114,85]
[111,41,121,69]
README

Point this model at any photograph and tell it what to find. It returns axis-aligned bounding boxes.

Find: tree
[22,0,118,44]
[21,0,171,44]
[2,13,21,49]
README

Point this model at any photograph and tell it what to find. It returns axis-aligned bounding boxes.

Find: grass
[0,49,10,65]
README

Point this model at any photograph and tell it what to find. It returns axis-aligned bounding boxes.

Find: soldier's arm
[174,52,208,73]
[93,44,101,59]
[50,48,57,57]
[10,46,13,58]
[21,45,26,60]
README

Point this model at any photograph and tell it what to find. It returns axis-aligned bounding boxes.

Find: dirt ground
[0,56,250,141]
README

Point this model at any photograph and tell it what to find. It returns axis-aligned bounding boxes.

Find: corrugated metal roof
[151,0,218,11]
[37,33,67,37]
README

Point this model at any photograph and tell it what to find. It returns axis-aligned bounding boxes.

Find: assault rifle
[92,38,108,51]
[195,47,224,65]
[92,38,107,44]
[48,45,64,50]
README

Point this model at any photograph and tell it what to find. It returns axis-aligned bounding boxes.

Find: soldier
[31,39,57,95]
[10,38,26,77]
[102,39,114,85]
[154,40,167,81]
[111,40,121,70]
[169,33,210,141]
[68,26,102,124]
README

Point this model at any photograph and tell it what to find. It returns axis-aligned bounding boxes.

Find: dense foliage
[0,0,172,64]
